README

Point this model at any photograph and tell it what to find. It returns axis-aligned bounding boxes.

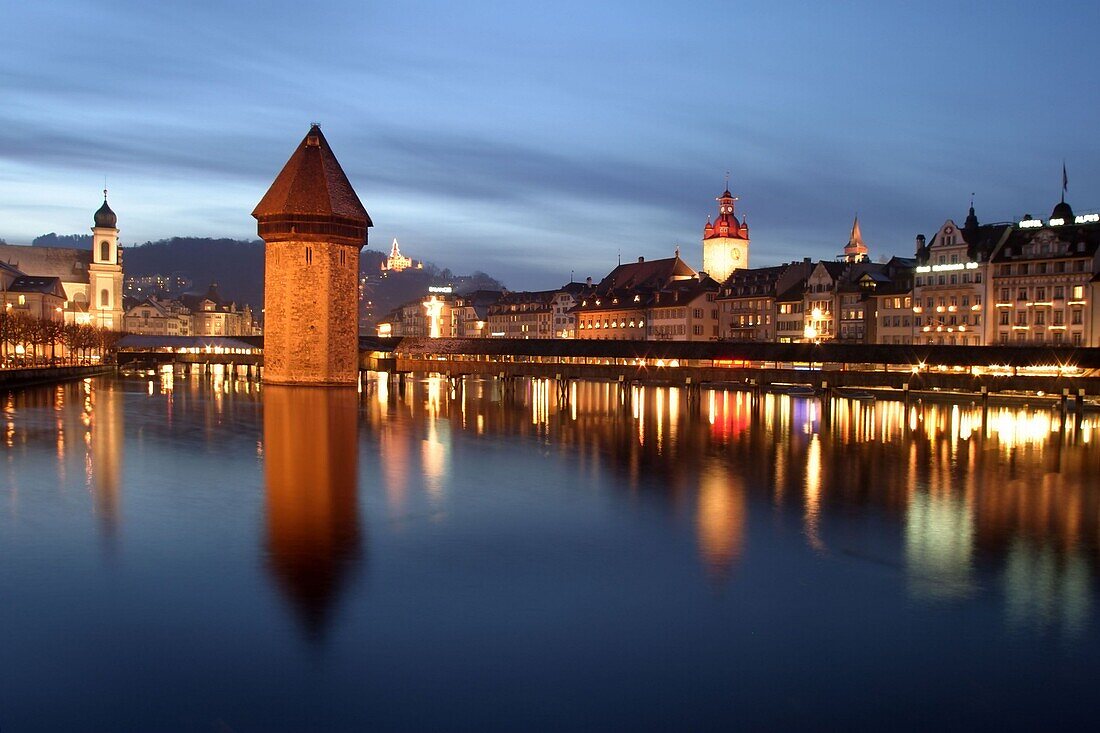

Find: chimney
[585,276,592,286]
[638,256,645,263]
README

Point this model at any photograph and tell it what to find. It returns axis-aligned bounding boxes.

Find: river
[1,371,1098,731]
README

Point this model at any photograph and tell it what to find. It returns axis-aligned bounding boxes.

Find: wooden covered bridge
[116,334,1100,401]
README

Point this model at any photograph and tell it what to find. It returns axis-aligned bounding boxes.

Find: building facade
[913,206,1010,345]
[718,260,813,341]
[575,255,720,341]
[989,200,1100,346]
[123,297,193,336]
[0,193,126,329]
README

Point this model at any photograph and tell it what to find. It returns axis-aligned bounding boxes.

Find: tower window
[100,241,110,261]
[305,246,313,265]
[340,249,346,266]
[100,289,109,307]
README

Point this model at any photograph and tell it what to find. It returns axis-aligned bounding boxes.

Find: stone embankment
[0,366,113,390]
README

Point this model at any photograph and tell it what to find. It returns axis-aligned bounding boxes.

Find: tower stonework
[253,125,372,386]
[702,188,750,283]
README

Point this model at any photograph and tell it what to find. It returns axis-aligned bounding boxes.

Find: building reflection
[696,464,746,579]
[358,372,1100,622]
[263,386,361,639]
[90,379,123,540]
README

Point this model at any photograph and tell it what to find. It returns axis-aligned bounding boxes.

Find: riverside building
[0,192,125,329]
[912,203,1010,345]
[574,254,720,341]
[989,198,1100,346]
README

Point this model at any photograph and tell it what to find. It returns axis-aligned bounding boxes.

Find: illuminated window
[1073,285,1084,299]
[17,294,26,305]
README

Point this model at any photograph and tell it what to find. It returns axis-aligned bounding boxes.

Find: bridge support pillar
[556,374,571,405]
[820,380,832,428]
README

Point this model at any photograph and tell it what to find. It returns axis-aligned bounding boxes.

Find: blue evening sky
[1,0,1097,288]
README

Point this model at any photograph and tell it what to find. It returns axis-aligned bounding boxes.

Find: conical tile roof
[253,125,372,245]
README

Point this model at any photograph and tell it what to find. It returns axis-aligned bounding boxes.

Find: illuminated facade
[89,192,124,330]
[798,255,915,343]
[0,193,126,329]
[575,254,720,341]
[718,260,813,341]
[989,200,1100,346]
[702,188,750,282]
[123,296,193,336]
[487,290,556,338]
[379,289,500,338]
[865,286,914,345]
[254,125,371,385]
[913,206,1009,346]
[381,238,421,273]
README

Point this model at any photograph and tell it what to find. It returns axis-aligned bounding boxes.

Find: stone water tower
[253,125,372,385]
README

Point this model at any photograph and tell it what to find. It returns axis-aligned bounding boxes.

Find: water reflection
[5,372,1100,645]
[263,386,361,639]
[696,465,745,579]
[90,380,123,540]
[359,374,1100,634]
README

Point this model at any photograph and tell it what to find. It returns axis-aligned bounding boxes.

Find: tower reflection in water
[263,386,361,639]
[90,379,123,542]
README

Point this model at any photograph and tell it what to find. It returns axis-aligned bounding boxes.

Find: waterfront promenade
[0,364,112,390]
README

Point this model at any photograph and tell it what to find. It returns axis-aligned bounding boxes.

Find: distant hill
[33,233,92,249]
[29,234,505,320]
[123,237,266,307]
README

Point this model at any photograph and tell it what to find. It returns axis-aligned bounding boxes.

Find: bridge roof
[117,334,264,351]
[381,337,1100,369]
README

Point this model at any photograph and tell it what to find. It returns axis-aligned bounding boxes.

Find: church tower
[842,216,869,262]
[702,188,750,283]
[253,125,372,386]
[89,190,124,330]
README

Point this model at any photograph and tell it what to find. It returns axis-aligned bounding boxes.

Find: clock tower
[702,187,750,283]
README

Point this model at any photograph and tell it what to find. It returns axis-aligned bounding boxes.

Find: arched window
[100,241,110,262]
[100,289,109,307]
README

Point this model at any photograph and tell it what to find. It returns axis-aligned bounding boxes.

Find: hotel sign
[915,262,979,274]
[1019,213,1099,228]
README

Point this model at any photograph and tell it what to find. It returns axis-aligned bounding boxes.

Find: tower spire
[843,214,869,262]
